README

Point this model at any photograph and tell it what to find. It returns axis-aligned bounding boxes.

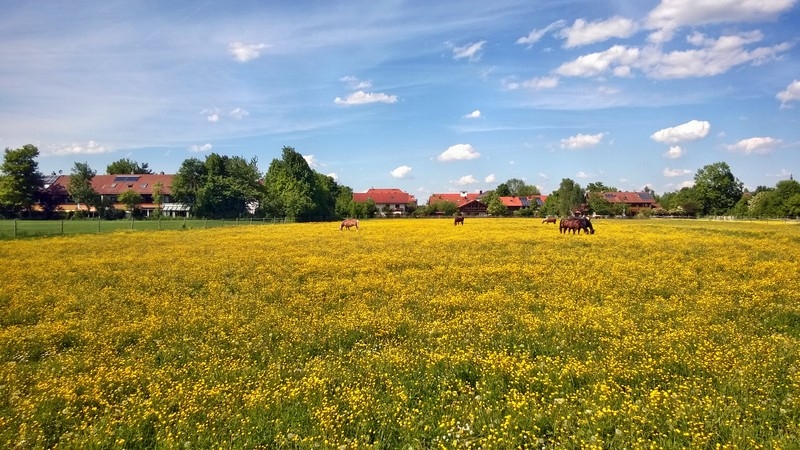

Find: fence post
[61,219,64,235]
[14,219,17,237]
[130,217,134,230]
[158,217,161,231]
[98,219,101,233]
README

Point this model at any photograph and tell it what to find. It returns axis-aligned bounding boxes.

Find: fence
[0,217,288,239]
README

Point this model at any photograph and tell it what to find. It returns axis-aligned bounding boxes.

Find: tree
[118,189,143,215]
[151,182,164,218]
[106,158,152,175]
[504,178,539,196]
[693,162,743,216]
[774,179,800,217]
[487,198,509,216]
[0,144,44,217]
[263,146,349,221]
[556,178,584,216]
[172,154,263,218]
[67,162,100,216]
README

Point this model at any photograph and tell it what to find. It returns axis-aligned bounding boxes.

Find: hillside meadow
[1,218,799,449]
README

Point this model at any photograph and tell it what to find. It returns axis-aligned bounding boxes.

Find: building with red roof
[352,188,417,216]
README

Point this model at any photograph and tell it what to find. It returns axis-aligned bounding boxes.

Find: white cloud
[303,154,319,168]
[207,114,219,123]
[334,90,397,105]
[663,145,685,159]
[228,42,269,62]
[560,132,605,150]
[646,0,796,44]
[663,167,692,177]
[555,45,639,77]
[777,79,800,108]
[516,20,566,46]
[503,76,559,90]
[49,140,111,156]
[464,110,481,119]
[390,165,412,178]
[327,172,338,181]
[340,76,372,90]
[437,144,480,162]
[560,16,638,48]
[202,108,220,122]
[229,107,249,119]
[644,31,790,79]
[576,171,591,179]
[190,143,213,153]
[650,120,710,144]
[452,40,486,61]
[484,173,496,183]
[725,137,781,155]
[454,175,478,185]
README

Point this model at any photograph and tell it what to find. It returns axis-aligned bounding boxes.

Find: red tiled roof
[353,188,416,205]
[52,174,175,195]
[427,193,481,207]
[601,191,657,205]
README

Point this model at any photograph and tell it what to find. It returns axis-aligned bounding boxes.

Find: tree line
[1,144,798,220]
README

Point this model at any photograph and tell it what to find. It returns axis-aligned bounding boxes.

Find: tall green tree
[172,153,262,218]
[263,146,348,221]
[0,144,44,217]
[556,178,584,216]
[118,189,143,215]
[67,162,100,215]
[106,158,152,175]
[504,178,540,196]
[693,162,743,215]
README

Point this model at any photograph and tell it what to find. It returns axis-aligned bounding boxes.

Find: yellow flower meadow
[1,218,799,448]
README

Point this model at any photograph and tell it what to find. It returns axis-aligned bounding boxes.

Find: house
[353,188,416,216]
[498,195,548,212]
[49,174,191,217]
[600,191,659,215]
[427,192,488,215]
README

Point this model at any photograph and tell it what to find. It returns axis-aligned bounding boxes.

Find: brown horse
[340,218,359,231]
[454,215,465,226]
[559,217,594,235]
[542,216,557,224]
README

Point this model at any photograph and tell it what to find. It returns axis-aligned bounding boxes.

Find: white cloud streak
[560,133,605,149]
[651,120,710,144]
[437,144,480,161]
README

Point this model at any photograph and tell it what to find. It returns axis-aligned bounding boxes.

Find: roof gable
[353,188,415,204]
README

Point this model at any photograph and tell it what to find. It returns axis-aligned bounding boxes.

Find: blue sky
[2,0,799,198]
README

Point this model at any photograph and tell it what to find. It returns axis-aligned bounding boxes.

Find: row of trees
[1,144,798,220]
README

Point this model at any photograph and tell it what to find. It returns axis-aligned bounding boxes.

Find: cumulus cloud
[229,107,249,119]
[502,76,559,90]
[50,140,111,156]
[516,20,566,46]
[560,132,605,150]
[554,31,790,80]
[650,120,710,144]
[454,175,478,185]
[560,16,638,48]
[437,144,480,162]
[451,41,486,61]
[645,0,796,44]
[327,172,339,181]
[390,165,412,178]
[725,137,781,155]
[777,80,800,108]
[303,155,319,168]
[663,167,692,177]
[228,42,269,62]
[334,90,397,105]
[463,110,481,119]
[190,143,213,153]
[663,145,685,159]
[340,75,372,90]
[485,174,496,183]
[555,45,639,77]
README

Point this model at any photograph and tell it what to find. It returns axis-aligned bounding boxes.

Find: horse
[454,215,465,226]
[340,218,359,231]
[560,217,594,235]
[542,216,557,224]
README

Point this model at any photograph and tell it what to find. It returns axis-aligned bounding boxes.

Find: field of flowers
[1,218,799,448]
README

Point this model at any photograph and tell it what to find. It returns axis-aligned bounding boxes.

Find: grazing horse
[542,216,557,224]
[559,217,595,235]
[340,218,359,231]
[454,215,465,226]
